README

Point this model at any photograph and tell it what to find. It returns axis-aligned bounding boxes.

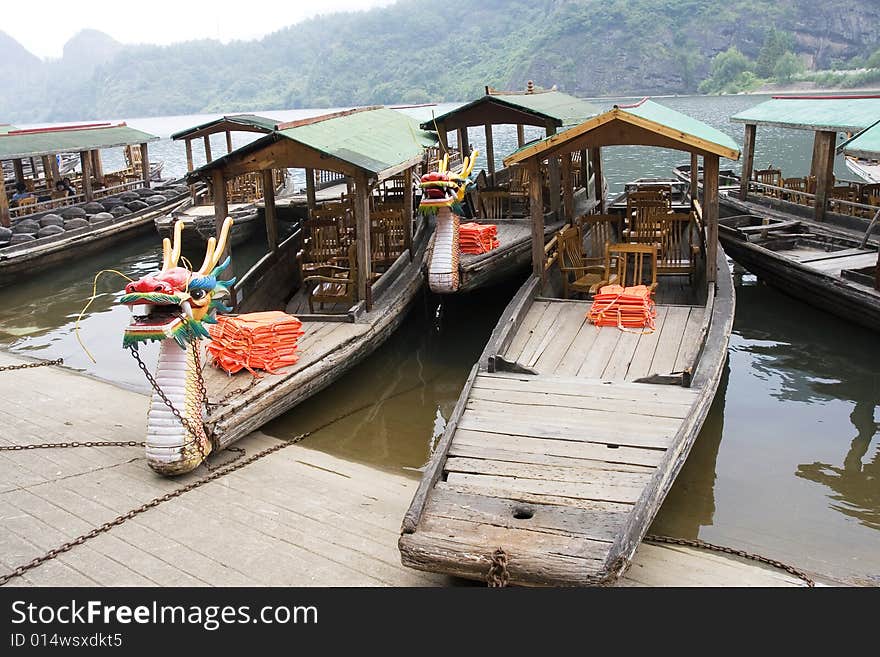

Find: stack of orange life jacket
[587,284,656,331]
[207,311,305,375]
[459,222,499,254]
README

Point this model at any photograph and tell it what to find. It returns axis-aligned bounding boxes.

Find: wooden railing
[747,179,880,218]
[314,169,347,191]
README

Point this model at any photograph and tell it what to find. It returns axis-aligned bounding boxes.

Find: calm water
[2,95,877,584]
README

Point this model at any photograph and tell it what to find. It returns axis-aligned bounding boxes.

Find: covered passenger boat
[120,106,437,476]
[400,99,739,586]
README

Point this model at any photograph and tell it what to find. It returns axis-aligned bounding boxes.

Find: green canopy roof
[189,107,438,181]
[171,114,279,140]
[838,119,880,158]
[505,98,740,165]
[0,123,159,160]
[731,95,880,132]
[422,90,600,130]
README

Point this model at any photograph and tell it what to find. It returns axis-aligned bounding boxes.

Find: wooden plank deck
[503,300,704,381]
[400,369,701,585]
[0,351,811,587]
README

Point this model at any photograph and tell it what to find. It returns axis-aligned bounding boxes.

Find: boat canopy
[170,114,280,141]
[422,89,600,131]
[0,122,158,160]
[837,119,880,159]
[188,106,438,182]
[504,98,741,165]
[731,95,880,133]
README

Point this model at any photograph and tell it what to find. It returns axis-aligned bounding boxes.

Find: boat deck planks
[400,369,702,585]
[504,300,705,382]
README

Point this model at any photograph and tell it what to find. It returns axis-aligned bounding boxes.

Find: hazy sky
[5,0,397,58]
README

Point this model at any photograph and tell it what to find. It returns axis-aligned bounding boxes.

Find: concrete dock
[0,351,811,587]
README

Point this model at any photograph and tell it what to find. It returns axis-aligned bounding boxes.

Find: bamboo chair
[305,243,358,313]
[590,243,658,295]
[754,167,782,198]
[557,224,605,299]
[656,212,698,281]
[479,189,511,220]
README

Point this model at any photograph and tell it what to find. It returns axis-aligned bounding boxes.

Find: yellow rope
[74,269,133,364]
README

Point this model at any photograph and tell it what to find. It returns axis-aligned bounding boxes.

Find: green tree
[866,49,880,69]
[699,46,752,93]
[755,28,794,78]
[773,52,803,82]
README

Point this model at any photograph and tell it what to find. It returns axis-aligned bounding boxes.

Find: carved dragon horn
[160,220,185,272]
[197,217,234,275]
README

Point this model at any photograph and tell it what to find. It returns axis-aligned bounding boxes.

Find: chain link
[487,547,510,587]
[644,534,815,587]
[0,432,309,587]
[0,440,145,451]
[0,358,63,372]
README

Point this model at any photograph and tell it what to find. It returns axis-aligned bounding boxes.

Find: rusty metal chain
[0,358,63,372]
[487,547,510,587]
[644,534,815,587]
[0,440,145,451]
[0,432,309,587]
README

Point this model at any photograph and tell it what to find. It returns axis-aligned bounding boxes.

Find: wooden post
[354,175,372,303]
[41,155,54,188]
[29,158,37,179]
[48,153,60,186]
[0,183,10,228]
[203,136,213,163]
[262,169,278,252]
[185,138,197,203]
[13,159,24,184]
[690,151,699,206]
[529,160,545,282]
[812,130,836,222]
[484,124,495,176]
[704,153,719,285]
[546,125,560,217]
[140,142,151,189]
[305,168,317,213]
[225,130,233,154]
[91,150,104,185]
[739,124,756,201]
[517,124,525,147]
[403,167,414,260]
[79,151,93,202]
[457,128,470,158]
[211,168,235,306]
[436,123,449,153]
[590,147,604,213]
[579,149,588,192]
[561,152,574,222]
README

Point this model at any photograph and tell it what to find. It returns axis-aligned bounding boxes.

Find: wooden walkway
[0,351,811,587]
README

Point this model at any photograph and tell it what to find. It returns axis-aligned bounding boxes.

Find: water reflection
[262,276,526,476]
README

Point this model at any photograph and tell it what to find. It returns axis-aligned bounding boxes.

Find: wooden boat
[154,114,290,247]
[676,97,880,329]
[119,106,439,475]
[421,85,602,294]
[400,99,739,586]
[0,183,189,286]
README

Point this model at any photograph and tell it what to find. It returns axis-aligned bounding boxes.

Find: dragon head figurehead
[418,149,478,216]
[121,217,235,349]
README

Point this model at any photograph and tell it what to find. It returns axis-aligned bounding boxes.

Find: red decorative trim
[771,94,880,100]
[276,106,381,131]
[1,122,126,136]
[615,97,650,109]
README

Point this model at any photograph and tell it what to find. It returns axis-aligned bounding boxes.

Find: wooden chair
[478,189,511,220]
[372,209,407,265]
[15,196,36,209]
[304,243,358,313]
[590,243,658,295]
[782,177,807,204]
[625,190,670,247]
[829,185,857,215]
[557,224,605,299]
[656,212,698,280]
[298,218,344,278]
[507,166,530,215]
[754,167,782,198]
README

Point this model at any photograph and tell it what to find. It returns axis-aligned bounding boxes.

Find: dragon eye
[190,289,207,300]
